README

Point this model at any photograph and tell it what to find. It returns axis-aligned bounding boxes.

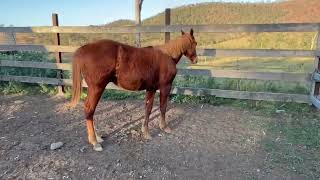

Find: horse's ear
[181,30,185,35]
[190,28,194,36]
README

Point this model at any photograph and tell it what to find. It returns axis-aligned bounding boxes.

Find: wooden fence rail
[0,60,312,83]
[0,23,319,34]
[0,45,317,57]
[0,10,320,107]
[0,75,310,103]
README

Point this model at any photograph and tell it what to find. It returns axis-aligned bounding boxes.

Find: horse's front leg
[142,90,155,140]
[159,85,172,133]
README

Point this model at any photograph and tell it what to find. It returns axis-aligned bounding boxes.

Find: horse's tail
[69,55,82,108]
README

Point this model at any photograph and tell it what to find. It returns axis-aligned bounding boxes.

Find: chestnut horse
[69,29,197,151]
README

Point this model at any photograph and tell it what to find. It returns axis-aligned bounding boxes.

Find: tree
[135,0,143,47]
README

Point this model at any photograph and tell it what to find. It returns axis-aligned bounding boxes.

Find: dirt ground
[0,95,307,180]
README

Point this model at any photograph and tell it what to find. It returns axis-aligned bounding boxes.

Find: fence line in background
[0,23,320,34]
[0,60,313,83]
[0,45,317,57]
[0,10,320,107]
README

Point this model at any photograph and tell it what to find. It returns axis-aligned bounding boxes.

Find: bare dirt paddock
[0,95,309,180]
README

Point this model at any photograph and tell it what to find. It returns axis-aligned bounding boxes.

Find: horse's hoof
[93,143,103,151]
[96,135,104,143]
[161,127,173,134]
[143,133,152,140]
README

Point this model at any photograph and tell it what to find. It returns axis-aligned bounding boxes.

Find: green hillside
[7,0,319,72]
[25,0,318,48]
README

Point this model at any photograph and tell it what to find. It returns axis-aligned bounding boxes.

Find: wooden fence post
[311,56,320,95]
[310,31,320,108]
[52,13,65,94]
[2,31,16,45]
[165,8,171,43]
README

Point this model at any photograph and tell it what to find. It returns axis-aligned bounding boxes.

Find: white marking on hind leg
[95,133,104,143]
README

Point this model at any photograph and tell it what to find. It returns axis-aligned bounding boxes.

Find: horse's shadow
[100,103,185,143]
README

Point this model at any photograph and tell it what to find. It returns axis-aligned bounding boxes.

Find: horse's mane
[155,35,192,63]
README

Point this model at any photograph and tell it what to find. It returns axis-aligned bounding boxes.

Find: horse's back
[74,39,121,62]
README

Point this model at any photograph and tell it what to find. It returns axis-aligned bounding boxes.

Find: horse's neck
[155,38,186,64]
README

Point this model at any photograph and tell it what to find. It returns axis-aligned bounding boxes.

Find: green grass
[0,52,58,77]
[174,75,309,94]
[190,57,314,73]
[247,103,320,179]
[0,82,57,96]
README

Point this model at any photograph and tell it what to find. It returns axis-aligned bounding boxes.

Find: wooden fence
[0,9,320,108]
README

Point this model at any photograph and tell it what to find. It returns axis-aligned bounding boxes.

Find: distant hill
[66,0,320,49]
[2,0,319,50]
[105,19,135,26]
[107,0,320,26]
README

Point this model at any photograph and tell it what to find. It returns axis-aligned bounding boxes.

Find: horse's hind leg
[85,85,105,151]
[159,85,172,133]
[142,90,155,140]
[94,121,104,143]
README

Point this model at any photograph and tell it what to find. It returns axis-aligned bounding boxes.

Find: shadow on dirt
[1,94,307,179]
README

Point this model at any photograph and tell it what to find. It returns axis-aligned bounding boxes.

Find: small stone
[276,109,285,113]
[14,100,24,104]
[80,146,86,152]
[257,169,260,173]
[88,166,94,170]
[50,142,64,150]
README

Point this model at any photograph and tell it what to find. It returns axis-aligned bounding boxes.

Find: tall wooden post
[135,0,143,47]
[310,31,320,108]
[165,8,171,43]
[311,55,320,96]
[2,32,16,45]
[52,13,65,94]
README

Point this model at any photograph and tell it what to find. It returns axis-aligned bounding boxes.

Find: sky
[0,0,278,26]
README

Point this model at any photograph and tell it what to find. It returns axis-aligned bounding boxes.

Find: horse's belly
[117,76,144,91]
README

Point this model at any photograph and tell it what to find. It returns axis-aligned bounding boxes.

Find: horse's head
[181,28,198,64]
